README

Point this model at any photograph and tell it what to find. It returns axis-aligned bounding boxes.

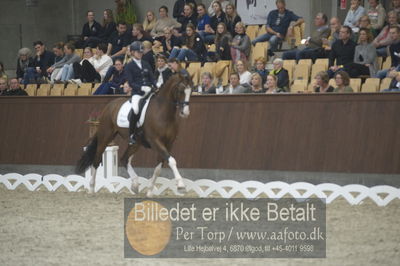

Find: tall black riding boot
[129,113,140,145]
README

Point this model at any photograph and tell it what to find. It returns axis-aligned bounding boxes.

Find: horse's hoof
[131,183,139,194]
[88,186,94,194]
[146,190,154,198]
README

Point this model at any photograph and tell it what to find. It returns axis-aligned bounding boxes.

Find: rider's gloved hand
[141,86,152,94]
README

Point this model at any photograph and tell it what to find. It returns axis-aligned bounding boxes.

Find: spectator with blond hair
[249,72,265,93]
[143,11,157,32]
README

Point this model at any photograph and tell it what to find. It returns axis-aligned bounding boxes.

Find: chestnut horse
[75,73,193,196]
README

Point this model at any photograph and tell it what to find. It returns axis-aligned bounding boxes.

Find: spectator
[253,57,268,84]
[93,58,127,95]
[81,10,103,48]
[252,0,304,54]
[131,23,153,44]
[143,11,157,33]
[0,62,8,80]
[344,28,377,77]
[198,72,216,94]
[322,16,342,53]
[169,23,206,62]
[66,47,94,82]
[52,42,65,65]
[0,77,8,96]
[372,11,399,57]
[100,9,116,43]
[209,1,227,39]
[354,15,375,40]
[168,58,184,74]
[328,26,356,78]
[313,71,334,92]
[155,54,173,88]
[196,4,212,42]
[264,74,284,94]
[344,0,366,32]
[47,42,80,82]
[16,48,34,84]
[392,0,400,14]
[225,3,241,37]
[151,6,181,38]
[376,26,400,78]
[180,3,198,33]
[215,22,232,60]
[282,13,330,62]
[367,0,386,31]
[383,71,400,91]
[173,0,197,23]
[269,58,289,90]
[154,27,182,57]
[30,41,55,83]
[249,72,265,93]
[333,71,354,92]
[230,22,251,64]
[235,59,252,86]
[208,0,230,17]
[107,22,130,60]
[142,41,155,72]
[123,81,132,95]
[223,72,249,94]
[73,43,113,84]
[3,78,28,96]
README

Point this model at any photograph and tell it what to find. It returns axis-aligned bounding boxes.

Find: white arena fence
[1,147,399,206]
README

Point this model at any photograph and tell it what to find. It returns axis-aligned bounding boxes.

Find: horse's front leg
[89,166,97,193]
[147,161,163,197]
[167,156,186,193]
[127,155,140,194]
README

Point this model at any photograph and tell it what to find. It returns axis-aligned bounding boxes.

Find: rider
[125,41,156,145]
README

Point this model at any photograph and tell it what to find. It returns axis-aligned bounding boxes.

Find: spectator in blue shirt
[196,4,212,42]
[251,0,304,53]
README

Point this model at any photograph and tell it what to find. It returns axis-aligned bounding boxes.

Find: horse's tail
[75,134,98,174]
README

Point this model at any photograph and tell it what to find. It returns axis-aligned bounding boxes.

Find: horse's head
[173,72,193,118]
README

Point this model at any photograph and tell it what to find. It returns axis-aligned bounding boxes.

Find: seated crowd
[2,0,400,97]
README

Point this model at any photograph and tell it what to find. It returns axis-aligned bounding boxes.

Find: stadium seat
[24,84,37,96]
[291,83,307,93]
[37,84,51,96]
[251,42,269,65]
[75,49,83,59]
[214,60,231,86]
[50,86,63,96]
[201,62,216,77]
[293,64,310,81]
[380,77,392,91]
[257,25,267,37]
[349,78,362,92]
[64,84,78,96]
[91,83,100,94]
[361,78,380,92]
[311,63,327,79]
[376,57,383,70]
[297,59,312,69]
[245,25,259,41]
[307,79,317,92]
[186,62,201,85]
[329,78,336,88]
[283,60,296,83]
[314,58,329,69]
[382,57,391,70]
[77,86,90,96]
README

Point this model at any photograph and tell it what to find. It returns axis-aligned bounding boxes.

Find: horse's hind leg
[147,158,163,198]
[124,144,140,194]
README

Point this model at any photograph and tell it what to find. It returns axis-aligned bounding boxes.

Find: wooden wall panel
[0,94,399,174]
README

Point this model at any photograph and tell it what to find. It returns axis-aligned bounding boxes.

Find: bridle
[173,82,191,111]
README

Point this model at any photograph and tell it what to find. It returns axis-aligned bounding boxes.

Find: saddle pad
[116,95,153,128]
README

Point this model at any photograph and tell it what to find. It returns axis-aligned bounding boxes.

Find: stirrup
[129,134,137,145]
